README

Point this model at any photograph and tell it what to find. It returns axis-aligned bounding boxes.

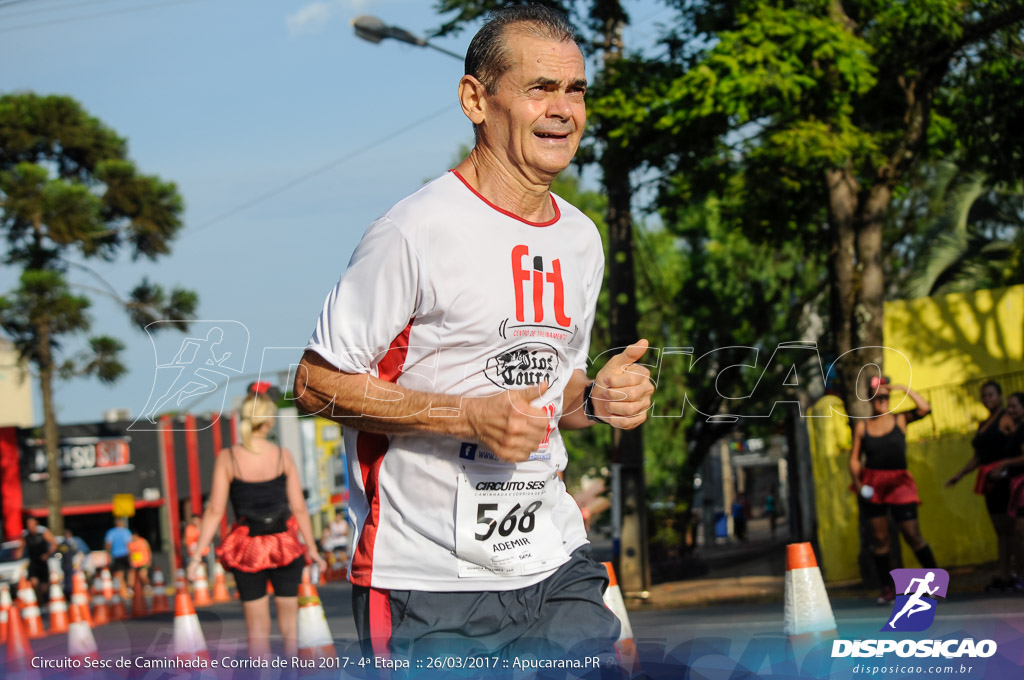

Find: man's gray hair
[465,4,581,95]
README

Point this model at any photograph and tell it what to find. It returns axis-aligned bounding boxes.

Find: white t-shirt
[306,171,604,592]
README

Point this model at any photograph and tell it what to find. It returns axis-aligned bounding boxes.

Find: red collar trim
[449,169,560,227]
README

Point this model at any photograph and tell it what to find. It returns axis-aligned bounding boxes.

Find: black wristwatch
[583,382,607,424]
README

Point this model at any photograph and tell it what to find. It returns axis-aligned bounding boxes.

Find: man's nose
[547,91,572,120]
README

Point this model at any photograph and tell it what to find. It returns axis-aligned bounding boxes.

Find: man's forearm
[558,369,593,430]
[295,351,475,438]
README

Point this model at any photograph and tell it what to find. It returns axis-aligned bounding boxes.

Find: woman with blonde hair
[189,382,326,658]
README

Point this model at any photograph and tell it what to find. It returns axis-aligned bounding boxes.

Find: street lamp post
[351,15,464,61]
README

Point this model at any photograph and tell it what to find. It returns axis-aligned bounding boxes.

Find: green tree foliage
[0,93,198,532]
[895,162,1024,297]
[434,2,829,508]
[595,0,1024,416]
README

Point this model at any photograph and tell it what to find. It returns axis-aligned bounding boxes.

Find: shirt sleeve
[574,237,605,373]
[307,217,424,375]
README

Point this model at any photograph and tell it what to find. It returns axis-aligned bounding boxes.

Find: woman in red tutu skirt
[946,381,1019,591]
[849,377,934,604]
[189,383,326,658]
[984,392,1024,591]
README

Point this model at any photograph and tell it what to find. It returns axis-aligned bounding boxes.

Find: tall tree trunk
[825,167,871,418]
[38,321,64,535]
[597,3,649,593]
[853,183,892,399]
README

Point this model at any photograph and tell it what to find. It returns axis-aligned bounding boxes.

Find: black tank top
[972,411,1011,465]
[862,422,907,470]
[227,447,290,529]
[25,528,48,561]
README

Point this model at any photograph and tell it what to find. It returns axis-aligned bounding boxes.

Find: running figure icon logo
[882,568,950,632]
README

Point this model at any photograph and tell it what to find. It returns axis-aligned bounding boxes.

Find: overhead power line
[188,102,457,234]
[0,0,132,19]
[0,0,201,33]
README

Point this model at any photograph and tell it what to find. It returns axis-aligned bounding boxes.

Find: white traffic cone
[70,570,93,627]
[151,568,169,613]
[296,567,336,662]
[47,570,69,634]
[783,543,837,644]
[68,601,99,664]
[171,584,210,662]
[16,577,46,639]
[0,581,11,642]
[191,564,212,607]
[91,574,109,626]
[601,562,640,676]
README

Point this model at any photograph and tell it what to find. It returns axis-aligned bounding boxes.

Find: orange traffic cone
[296,567,336,662]
[171,586,209,662]
[6,602,36,675]
[131,574,149,618]
[601,562,640,676]
[0,582,11,642]
[151,568,169,613]
[100,568,114,600]
[71,570,92,626]
[16,577,46,639]
[47,570,70,634]
[783,543,837,644]
[68,601,99,664]
[211,563,231,603]
[192,564,212,607]
[91,575,109,626]
[110,576,127,621]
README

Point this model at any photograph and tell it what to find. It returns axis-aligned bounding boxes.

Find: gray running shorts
[352,547,621,669]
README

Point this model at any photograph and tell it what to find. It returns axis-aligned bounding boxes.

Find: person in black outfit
[17,516,57,601]
[849,379,934,604]
[946,381,1017,591]
[189,384,326,659]
[984,392,1024,591]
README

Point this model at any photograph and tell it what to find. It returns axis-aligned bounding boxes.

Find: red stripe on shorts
[369,587,392,659]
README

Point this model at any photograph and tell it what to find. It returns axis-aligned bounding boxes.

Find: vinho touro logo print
[882,569,949,632]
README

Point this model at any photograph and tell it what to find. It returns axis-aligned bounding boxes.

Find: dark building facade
[0,414,235,575]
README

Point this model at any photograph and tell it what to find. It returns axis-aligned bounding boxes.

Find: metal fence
[906,370,1024,442]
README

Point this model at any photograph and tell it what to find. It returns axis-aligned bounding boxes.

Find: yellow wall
[883,284,1023,390]
[810,285,1022,581]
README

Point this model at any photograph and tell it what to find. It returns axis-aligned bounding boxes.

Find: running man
[295,4,654,665]
[888,571,939,628]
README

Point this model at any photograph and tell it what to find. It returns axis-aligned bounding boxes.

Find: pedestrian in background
[129,529,152,593]
[57,527,90,595]
[984,392,1024,591]
[188,384,325,659]
[104,517,132,589]
[849,378,935,604]
[764,487,779,538]
[946,380,1018,591]
[732,495,748,541]
[18,516,57,601]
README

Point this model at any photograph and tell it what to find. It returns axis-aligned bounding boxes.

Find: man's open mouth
[535,131,569,139]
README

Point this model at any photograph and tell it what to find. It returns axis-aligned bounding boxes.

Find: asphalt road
[13,581,1024,679]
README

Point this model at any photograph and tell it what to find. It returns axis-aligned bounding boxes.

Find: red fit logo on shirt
[511,245,571,327]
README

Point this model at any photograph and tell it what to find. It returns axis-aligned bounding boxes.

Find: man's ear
[459,75,487,126]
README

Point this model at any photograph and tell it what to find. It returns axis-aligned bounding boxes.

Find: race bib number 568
[455,471,569,578]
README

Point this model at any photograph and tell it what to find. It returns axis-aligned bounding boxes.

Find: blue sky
[0,0,671,425]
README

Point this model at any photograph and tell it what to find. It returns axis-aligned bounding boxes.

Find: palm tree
[903,162,1024,298]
